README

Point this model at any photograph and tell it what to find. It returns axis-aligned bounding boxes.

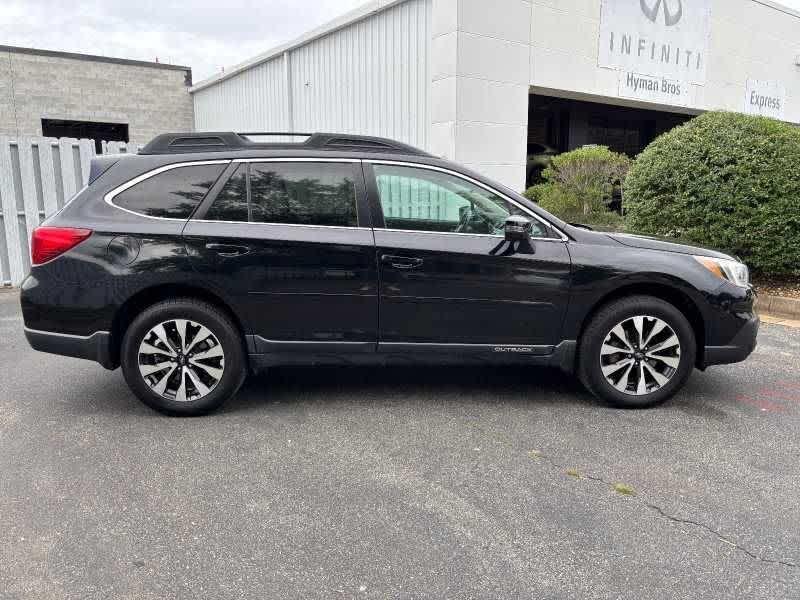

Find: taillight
[31,227,92,265]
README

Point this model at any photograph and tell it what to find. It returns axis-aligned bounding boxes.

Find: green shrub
[525,183,624,229]
[624,111,800,276]
[524,145,629,228]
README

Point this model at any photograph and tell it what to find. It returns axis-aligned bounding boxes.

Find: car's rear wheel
[121,298,246,416]
[578,295,696,408]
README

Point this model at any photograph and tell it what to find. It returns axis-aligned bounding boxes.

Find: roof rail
[138,132,431,157]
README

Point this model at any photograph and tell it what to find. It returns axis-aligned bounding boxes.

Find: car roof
[139,131,435,158]
[126,131,469,184]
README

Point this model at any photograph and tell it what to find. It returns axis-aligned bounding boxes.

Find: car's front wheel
[578,295,696,408]
[121,298,246,416]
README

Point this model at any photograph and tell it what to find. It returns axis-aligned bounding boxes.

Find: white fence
[0,136,138,286]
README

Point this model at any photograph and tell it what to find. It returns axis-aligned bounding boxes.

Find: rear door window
[113,163,226,219]
[249,162,358,227]
[203,164,248,222]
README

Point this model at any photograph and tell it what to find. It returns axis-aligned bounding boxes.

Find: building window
[41,119,129,153]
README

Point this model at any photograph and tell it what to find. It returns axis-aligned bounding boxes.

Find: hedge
[624,111,800,276]
[524,145,628,229]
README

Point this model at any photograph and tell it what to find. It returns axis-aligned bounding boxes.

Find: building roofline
[189,0,800,94]
[0,45,191,73]
[189,0,407,93]
[753,0,800,19]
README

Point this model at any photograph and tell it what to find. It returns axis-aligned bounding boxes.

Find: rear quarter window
[113,163,226,219]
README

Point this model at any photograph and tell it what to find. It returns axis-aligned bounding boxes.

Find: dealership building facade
[191,0,800,191]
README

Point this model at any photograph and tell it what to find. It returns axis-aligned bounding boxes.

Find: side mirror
[504,215,532,242]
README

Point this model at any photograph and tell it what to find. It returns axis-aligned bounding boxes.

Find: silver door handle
[381,255,423,270]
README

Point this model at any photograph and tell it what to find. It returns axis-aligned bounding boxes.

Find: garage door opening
[526,94,693,186]
[41,119,129,153]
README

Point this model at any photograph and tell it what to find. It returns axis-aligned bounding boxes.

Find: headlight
[693,256,749,288]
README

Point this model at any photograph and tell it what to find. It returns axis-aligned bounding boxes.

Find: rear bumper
[703,314,759,367]
[23,327,116,370]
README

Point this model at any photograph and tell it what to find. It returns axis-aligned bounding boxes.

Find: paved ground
[1,289,799,599]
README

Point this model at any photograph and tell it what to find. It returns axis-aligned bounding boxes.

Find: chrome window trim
[366,159,569,242]
[104,159,231,221]
[189,219,372,232]
[233,158,361,163]
[104,156,570,242]
[379,228,541,241]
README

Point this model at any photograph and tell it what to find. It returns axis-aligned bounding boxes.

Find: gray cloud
[0,0,367,82]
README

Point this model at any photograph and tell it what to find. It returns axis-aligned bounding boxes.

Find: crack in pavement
[530,450,799,570]
[644,503,799,569]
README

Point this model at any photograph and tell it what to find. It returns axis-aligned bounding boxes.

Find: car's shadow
[67,362,756,420]
[220,365,597,415]
[63,363,602,418]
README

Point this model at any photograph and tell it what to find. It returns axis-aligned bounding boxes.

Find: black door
[184,159,378,354]
[365,162,571,350]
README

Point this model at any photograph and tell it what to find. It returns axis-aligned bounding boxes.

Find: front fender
[560,242,749,348]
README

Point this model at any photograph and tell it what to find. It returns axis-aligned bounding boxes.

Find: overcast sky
[2,0,800,84]
[0,0,367,83]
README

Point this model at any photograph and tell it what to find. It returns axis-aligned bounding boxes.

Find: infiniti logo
[640,0,683,26]
[600,0,708,83]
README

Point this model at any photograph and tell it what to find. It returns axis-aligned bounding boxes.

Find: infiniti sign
[640,0,683,26]
[598,0,711,87]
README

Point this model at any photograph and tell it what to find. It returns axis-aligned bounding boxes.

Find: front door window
[372,164,550,238]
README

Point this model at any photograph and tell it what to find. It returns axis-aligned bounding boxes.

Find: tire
[578,295,696,409]
[121,298,247,416]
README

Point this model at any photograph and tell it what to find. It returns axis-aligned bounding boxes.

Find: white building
[190,0,800,191]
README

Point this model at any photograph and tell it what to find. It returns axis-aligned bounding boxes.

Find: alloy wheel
[599,315,681,396]
[137,319,225,402]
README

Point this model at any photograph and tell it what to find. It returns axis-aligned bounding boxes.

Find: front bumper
[23,327,116,370]
[702,314,759,367]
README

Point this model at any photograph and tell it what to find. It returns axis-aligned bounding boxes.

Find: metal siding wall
[193,57,288,132]
[0,136,141,286]
[291,0,430,148]
[192,0,430,149]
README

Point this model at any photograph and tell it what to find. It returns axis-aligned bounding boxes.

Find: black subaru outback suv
[20,132,758,415]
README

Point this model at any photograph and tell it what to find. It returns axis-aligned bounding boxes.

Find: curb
[760,314,800,328]
[757,294,800,321]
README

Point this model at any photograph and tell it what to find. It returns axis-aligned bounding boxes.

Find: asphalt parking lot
[1,289,799,599]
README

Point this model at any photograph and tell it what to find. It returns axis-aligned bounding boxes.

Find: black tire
[121,298,247,416]
[578,295,696,409]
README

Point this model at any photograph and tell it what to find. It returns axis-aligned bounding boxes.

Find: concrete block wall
[430,0,532,191]
[0,48,194,146]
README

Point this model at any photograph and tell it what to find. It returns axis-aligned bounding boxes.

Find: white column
[430,0,532,191]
